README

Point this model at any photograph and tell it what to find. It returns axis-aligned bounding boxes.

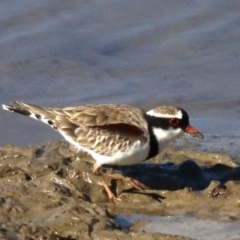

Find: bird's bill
[184,125,204,139]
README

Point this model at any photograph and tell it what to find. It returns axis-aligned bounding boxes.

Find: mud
[0,141,239,239]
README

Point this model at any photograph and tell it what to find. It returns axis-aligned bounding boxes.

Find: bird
[2,101,203,200]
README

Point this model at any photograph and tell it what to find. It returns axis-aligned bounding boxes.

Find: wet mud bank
[0,141,239,239]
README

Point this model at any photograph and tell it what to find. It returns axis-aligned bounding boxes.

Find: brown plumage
[153,106,179,115]
[3,102,149,156]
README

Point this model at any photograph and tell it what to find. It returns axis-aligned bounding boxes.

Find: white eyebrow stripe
[146,109,182,119]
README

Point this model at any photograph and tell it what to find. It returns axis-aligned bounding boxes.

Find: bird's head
[145,106,203,145]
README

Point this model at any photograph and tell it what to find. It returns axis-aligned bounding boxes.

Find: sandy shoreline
[0,140,239,239]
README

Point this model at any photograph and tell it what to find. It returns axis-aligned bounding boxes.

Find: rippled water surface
[117,214,240,240]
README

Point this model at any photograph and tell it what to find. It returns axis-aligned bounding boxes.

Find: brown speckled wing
[52,104,149,155]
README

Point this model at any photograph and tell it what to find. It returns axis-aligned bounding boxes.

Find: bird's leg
[101,176,121,201]
[93,162,101,175]
[127,178,149,191]
[103,173,149,191]
[92,162,121,201]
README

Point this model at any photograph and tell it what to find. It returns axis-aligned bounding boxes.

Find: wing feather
[57,104,149,155]
[63,104,148,134]
[4,102,149,155]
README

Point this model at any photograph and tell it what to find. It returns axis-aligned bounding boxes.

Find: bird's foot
[92,164,121,201]
[126,178,148,191]
[103,173,148,191]
[101,178,121,202]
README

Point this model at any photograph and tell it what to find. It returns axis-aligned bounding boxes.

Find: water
[117,214,240,240]
[0,0,240,154]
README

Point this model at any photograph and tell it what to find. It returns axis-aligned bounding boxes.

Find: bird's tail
[2,101,55,126]
[3,101,33,116]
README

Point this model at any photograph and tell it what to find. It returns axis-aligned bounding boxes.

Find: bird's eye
[169,118,179,126]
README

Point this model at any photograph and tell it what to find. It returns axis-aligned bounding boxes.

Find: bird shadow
[103,159,240,199]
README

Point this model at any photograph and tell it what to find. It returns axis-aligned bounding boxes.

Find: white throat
[152,127,183,147]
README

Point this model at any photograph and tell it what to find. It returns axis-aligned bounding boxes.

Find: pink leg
[127,178,149,191]
[92,163,121,201]
[93,162,101,175]
[101,177,121,201]
[103,173,149,191]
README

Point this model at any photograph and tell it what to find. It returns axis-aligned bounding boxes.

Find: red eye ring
[169,118,180,126]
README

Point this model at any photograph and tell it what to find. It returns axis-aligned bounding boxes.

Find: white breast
[93,140,150,166]
[63,132,150,166]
